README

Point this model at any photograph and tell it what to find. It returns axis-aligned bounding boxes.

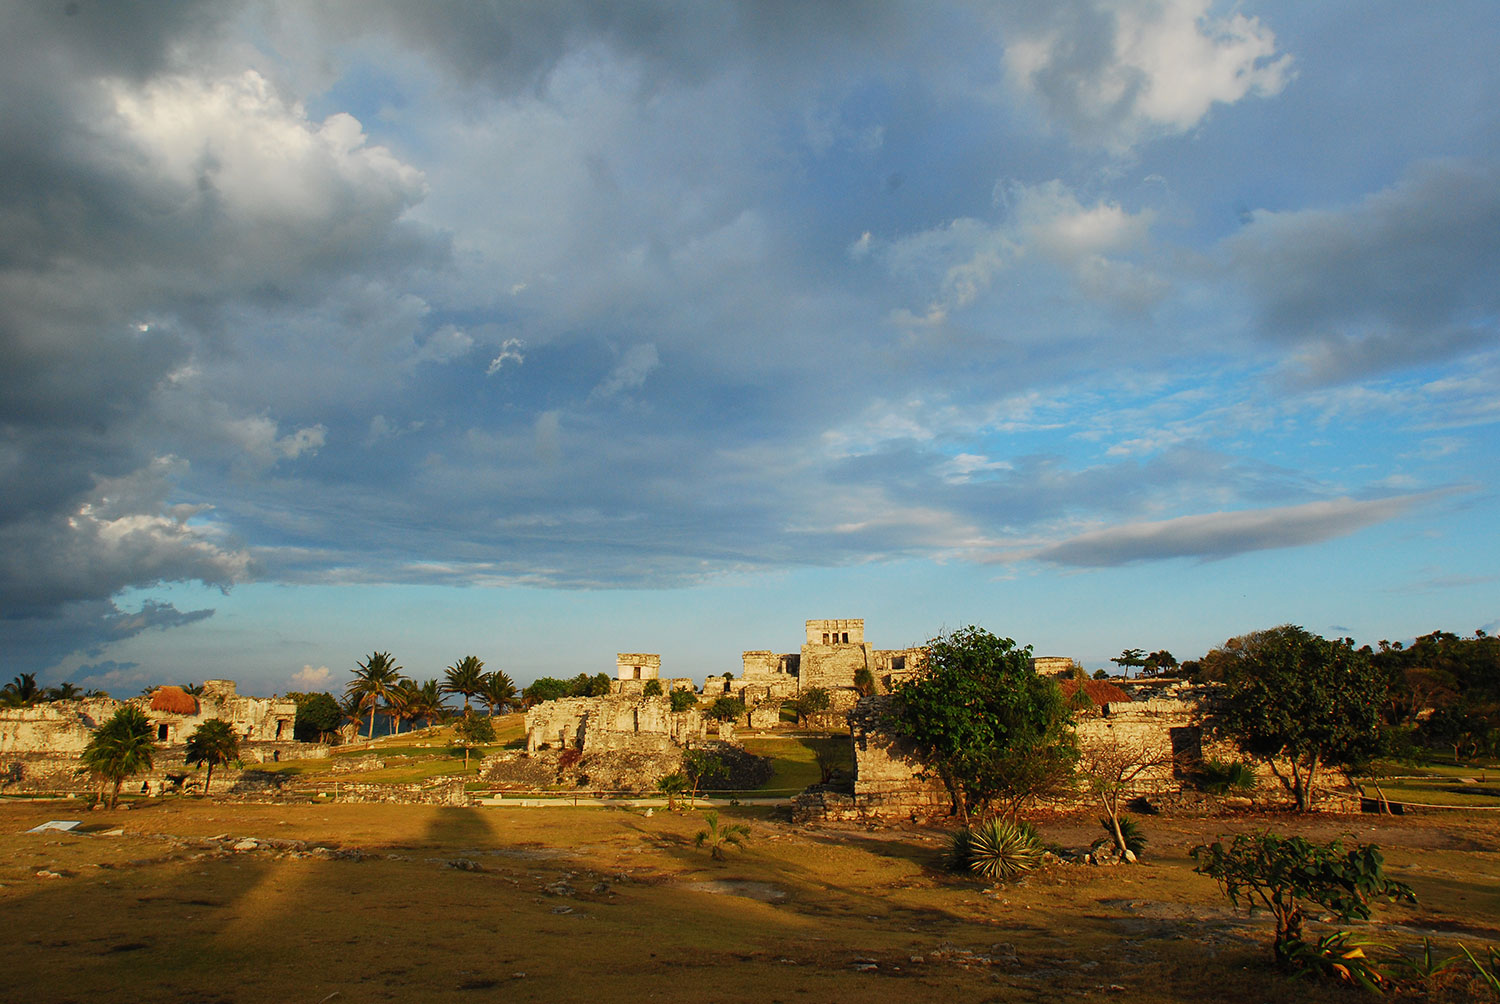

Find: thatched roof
[1060,678,1131,706]
[150,686,199,715]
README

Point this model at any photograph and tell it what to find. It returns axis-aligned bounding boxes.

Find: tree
[1,672,40,707]
[183,719,241,795]
[389,678,419,735]
[1078,731,1172,859]
[1143,650,1178,676]
[682,748,726,807]
[669,688,698,713]
[695,811,750,861]
[347,652,403,740]
[46,682,83,702]
[1214,625,1389,811]
[889,626,1078,822]
[1110,649,1147,678]
[657,772,688,811]
[409,678,446,730]
[289,692,343,743]
[1193,832,1415,968]
[852,667,877,697]
[642,678,663,698]
[82,707,156,809]
[707,696,745,722]
[480,671,519,716]
[443,656,486,713]
[523,677,569,706]
[790,686,831,725]
[451,712,496,770]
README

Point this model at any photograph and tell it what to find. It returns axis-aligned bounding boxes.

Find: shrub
[669,688,698,713]
[695,810,750,860]
[1199,757,1257,794]
[1192,832,1416,968]
[949,817,1043,880]
[1097,815,1146,856]
[708,696,746,722]
[641,679,663,697]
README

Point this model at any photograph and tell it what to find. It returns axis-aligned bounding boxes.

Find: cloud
[1028,493,1445,567]
[0,456,253,612]
[1000,0,1292,151]
[591,343,660,400]
[1227,159,1500,383]
[290,664,333,690]
[879,179,1162,326]
[2,598,214,683]
[486,338,526,375]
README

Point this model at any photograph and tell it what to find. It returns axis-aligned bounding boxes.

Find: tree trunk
[205,762,214,795]
[366,703,375,741]
[110,777,122,810]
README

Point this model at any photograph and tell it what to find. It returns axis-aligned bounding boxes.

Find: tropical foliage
[183,719,241,794]
[889,625,1078,821]
[82,706,156,809]
[1212,626,1389,810]
[347,652,404,739]
[695,811,750,861]
[451,712,496,770]
[442,656,486,712]
[1192,832,1416,968]
[480,671,519,716]
[949,817,1043,880]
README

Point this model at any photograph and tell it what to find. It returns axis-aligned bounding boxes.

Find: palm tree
[46,682,83,702]
[388,678,420,736]
[481,671,519,717]
[2,673,39,707]
[82,707,156,809]
[415,678,446,729]
[179,682,206,696]
[347,652,403,740]
[442,656,486,713]
[183,719,241,795]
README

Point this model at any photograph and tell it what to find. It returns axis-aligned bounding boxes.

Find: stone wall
[0,680,297,755]
[524,695,705,753]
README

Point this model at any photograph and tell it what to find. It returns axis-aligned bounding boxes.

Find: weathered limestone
[0,680,297,754]
[616,653,661,681]
[524,695,706,753]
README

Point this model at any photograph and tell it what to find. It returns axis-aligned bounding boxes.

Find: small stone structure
[616,653,661,682]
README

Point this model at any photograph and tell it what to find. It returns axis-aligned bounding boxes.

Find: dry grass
[2,801,1497,1003]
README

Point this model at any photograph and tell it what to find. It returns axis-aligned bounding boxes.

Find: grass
[1,801,1497,1003]
[735,734,852,794]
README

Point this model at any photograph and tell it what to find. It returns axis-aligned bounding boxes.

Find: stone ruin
[0,679,327,797]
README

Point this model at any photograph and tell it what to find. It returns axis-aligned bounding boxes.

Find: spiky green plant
[950,817,1043,880]
[1098,814,1147,855]
[695,810,750,861]
[1200,757,1258,794]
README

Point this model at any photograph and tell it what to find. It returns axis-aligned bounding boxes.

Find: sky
[2,1,1498,698]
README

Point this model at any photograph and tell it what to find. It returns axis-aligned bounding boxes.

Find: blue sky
[2,1,1497,698]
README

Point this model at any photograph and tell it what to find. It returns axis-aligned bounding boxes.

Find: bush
[1198,757,1257,794]
[949,818,1043,880]
[669,688,698,713]
[642,679,663,697]
[707,696,746,722]
[1192,832,1416,967]
[1097,815,1146,855]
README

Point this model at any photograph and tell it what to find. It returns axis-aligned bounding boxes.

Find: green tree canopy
[288,692,342,743]
[82,706,156,809]
[669,688,698,713]
[451,711,496,770]
[1214,625,1389,810]
[183,718,241,794]
[889,626,1078,822]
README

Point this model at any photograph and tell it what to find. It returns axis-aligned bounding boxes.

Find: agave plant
[950,817,1043,880]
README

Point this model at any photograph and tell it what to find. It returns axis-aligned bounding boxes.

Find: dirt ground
[2,800,1497,1003]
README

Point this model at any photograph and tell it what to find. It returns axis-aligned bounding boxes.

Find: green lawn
[734,734,851,795]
